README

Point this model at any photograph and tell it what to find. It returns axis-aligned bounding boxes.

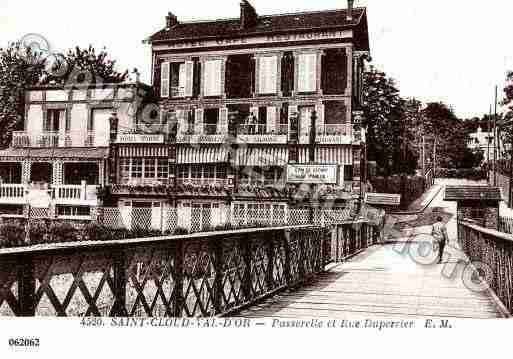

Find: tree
[0,42,44,148]
[362,67,417,176]
[422,102,482,169]
[42,45,129,86]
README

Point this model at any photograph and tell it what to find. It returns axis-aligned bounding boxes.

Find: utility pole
[494,85,498,186]
[422,135,425,177]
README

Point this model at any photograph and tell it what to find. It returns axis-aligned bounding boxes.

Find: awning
[0,147,109,161]
[118,145,168,158]
[315,146,352,165]
[235,147,288,167]
[177,145,229,164]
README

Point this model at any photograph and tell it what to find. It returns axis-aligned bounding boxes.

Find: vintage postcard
[0,0,511,357]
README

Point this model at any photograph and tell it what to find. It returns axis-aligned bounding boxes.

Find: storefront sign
[287,165,338,184]
[154,30,352,51]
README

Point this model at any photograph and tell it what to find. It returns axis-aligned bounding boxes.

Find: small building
[444,186,501,230]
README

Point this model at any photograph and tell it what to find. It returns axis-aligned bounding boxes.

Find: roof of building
[364,193,402,206]
[148,7,368,49]
[0,147,109,160]
[444,186,502,201]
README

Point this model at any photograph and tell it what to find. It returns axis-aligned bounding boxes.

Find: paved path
[238,179,506,319]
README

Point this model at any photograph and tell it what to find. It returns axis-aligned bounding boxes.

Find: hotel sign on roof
[152,30,352,51]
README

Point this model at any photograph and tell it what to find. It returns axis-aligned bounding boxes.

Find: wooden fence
[0,222,381,317]
[499,217,513,234]
[458,220,513,314]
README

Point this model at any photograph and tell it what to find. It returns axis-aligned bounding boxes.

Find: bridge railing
[458,220,513,314]
[329,221,382,263]
[0,225,331,317]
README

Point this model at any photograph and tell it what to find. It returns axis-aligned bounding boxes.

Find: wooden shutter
[204,60,222,97]
[176,109,185,134]
[258,56,277,94]
[160,62,170,98]
[266,106,277,134]
[315,102,325,128]
[184,61,194,97]
[195,108,204,134]
[298,54,317,93]
[219,107,228,134]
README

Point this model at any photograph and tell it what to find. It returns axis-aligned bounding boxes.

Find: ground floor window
[239,167,284,186]
[119,158,170,184]
[57,205,91,217]
[0,204,24,216]
[177,164,227,183]
[0,163,22,184]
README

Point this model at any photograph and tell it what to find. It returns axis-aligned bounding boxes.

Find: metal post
[494,85,499,186]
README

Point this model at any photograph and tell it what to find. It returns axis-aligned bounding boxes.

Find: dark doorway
[30,163,52,183]
[64,163,99,185]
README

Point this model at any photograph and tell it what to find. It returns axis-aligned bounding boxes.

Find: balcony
[53,183,98,206]
[236,124,288,144]
[0,184,26,204]
[315,124,354,145]
[177,178,230,187]
[0,183,98,206]
[176,124,229,144]
[12,131,97,148]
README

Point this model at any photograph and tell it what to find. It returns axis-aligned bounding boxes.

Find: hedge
[435,168,487,180]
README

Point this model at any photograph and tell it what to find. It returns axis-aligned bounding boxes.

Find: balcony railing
[176,124,228,144]
[178,178,229,187]
[0,184,26,203]
[12,131,98,148]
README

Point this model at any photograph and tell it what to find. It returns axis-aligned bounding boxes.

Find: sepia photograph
[0,0,512,357]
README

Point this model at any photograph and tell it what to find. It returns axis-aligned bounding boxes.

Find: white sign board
[287,165,338,184]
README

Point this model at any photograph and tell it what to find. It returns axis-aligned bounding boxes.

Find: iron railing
[458,220,513,314]
[0,226,329,317]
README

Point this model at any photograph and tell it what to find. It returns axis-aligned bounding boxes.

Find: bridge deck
[237,242,506,319]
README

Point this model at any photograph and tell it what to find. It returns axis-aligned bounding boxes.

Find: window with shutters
[204,59,223,97]
[160,62,170,98]
[322,49,347,95]
[298,105,314,135]
[297,53,317,93]
[204,108,220,134]
[226,54,253,99]
[258,55,278,95]
[169,61,194,98]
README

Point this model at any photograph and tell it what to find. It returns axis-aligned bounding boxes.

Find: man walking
[432,216,448,264]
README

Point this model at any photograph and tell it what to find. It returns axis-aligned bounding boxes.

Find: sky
[1,0,512,119]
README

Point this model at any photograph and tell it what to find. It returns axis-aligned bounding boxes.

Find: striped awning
[236,147,288,167]
[177,146,229,164]
[314,146,352,165]
[118,145,169,158]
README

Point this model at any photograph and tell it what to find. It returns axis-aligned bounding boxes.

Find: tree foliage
[362,67,417,176]
[42,45,129,86]
[0,42,44,148]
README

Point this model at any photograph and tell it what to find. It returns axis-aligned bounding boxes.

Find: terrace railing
[458,220,513,314]
[0,226,331,317]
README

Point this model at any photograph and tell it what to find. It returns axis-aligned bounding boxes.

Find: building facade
[0,1,371,233]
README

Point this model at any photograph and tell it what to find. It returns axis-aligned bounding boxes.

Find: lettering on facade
[159,30,351,50]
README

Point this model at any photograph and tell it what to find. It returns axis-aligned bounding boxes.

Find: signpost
[286,164,338,184]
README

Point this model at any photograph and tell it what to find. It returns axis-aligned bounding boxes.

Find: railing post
[111,250,127,317]
[211,237,223,315]
[173,241,184,317]
[283,229,292,286]
[18,256,36,316]
[265,231,275,290]
[241,235,252,302]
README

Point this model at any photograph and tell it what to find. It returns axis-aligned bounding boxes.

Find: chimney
[166,12,178,29]
[240,1,258,29]
[347,0,354,21]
